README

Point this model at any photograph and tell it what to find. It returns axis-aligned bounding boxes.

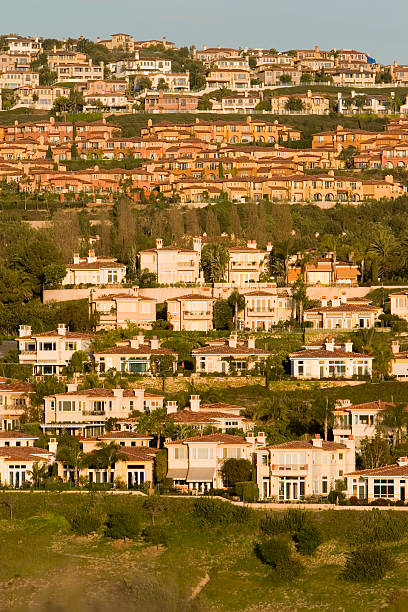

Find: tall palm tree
[56,441,86,486]
[95,442,126,484]
[26,462,48,489]
[228,289,245,331]
[383,403,408,446]
[368,226,398,279]
[312,395,336,441]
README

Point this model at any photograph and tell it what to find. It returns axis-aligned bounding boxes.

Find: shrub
[260,513,284,536]
[70,504,106,535]
[293,522,323,555]
[193,498,253,526]
[255,536,291,567]
[349,509,408,545]
[343,545,394,582]
[143,524,168,548]
[282,509,307,533]
[370,498,393,506]
[105,510,140,540]
[235,482,259,502]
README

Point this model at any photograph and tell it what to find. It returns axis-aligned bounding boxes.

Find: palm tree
[95,441,126,484]
[383,403,408,446]
[56,441,86,486]
[137,408,167,448]
[26,462,48,489]
[312,395,336,441]
[368,226,398,279]
[228,290,245,331]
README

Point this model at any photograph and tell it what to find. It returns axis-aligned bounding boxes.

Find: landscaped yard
[1,493,408,611]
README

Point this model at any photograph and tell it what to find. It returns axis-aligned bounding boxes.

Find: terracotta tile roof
[305,304,379,314]
[47,388,164,399]
[192,344,269,356]
[166,294,214,301]
[290,348,370,359]
[0,446,53,461]
[18,330,93,340]
[201,402,246,412]
[168,410,249,424]
[67,261,126,270]
[336,400,394,412]
[267,439,347,450]
[0,431,37,439]
[166,433,250,445]
[83,431,153,440]
[0,382,33,392]
[347,463,408,477]
[94,344,176,356]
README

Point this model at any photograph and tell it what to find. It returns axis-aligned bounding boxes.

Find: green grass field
[1,493,408,611]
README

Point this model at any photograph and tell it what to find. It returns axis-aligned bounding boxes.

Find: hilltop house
[139,238,203,285]
[303,294,382,329]
[62,250,127,286]
[89,290,157,330]
[288,254,360,286]
[0,380,33,431]
[165,432,253,492]
[333,399,395,446]
[93,333,177,376]
[165,395,253,433]
[390,290,408,321]
[227,241,272,284]
[166,293,215,331]
[0,432,55,488]
[17,324,93,375]
[289,337,373,379]
[192,333,271,374]
[256,435,355,501]
[43,385,164,437]
[240,288,294,330]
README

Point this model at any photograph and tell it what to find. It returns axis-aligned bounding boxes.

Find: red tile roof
[166,433,250,445]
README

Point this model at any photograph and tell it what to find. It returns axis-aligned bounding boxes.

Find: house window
[321,477,328,494]
[222,447,242,459]
[65,342,77,351]
[174,447,188,459]
[373,479,394,498]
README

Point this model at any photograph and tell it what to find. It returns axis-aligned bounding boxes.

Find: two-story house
[63,250,127,286]
[390,290,408,321]
[0,380,33,430]
[303,295,382,329]
[289,337,373,380]
[241,288,294,330]
[166,395,253,433]
[17,324,93,375]
[192,333,271,374]
[227,241,272,284]
[256,435,355,501]
[165,432,253,492]
[89,290,157,330]
[333,399,395,446]
[166,293,214,331]
[43,385,164,437]
[139,237,202,284]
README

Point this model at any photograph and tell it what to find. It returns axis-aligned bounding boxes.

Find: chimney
[247,336,256,349]
[113,387,124,400]
[325,336,335,352]
[129,337,141,349]
[245,431,255,444]
[344,339,353,353]
[138,331,145,345]
[397,456,408,466]
[73,253,80,264]
[190,395,201,412]
[256,431,267,446]
[57,324,67,336]
[229,333,238,348]
[340,291,347,304]
[193,236,202,254]
[19,324,31,338]
[321,296,327,308]
[87,249,96,263]
[312,434,323,448]
[166,400,178,415]
[392,340,400,354]
[150,336,160,350]
[247,240,257,249]
[156,238,163,249]
[346,435,355,452]
[332,295,341,308]
[48,438,58,455]
[266,242,272,252]
[66,383,78,393]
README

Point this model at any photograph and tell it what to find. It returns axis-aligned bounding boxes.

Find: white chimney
[113,387,124,400]
[166,400,178,415]
[66,383,78,393]
[256,431,267,446]
[73,253,80,264]
[247,336,256,349]
[340,291,347,304]
[129,337,141,349]
[325,337,335,352]
[193,236,202,253]
[150,336,160,350]
[344,339,353,353]
[19,325,32,338]
[48,438,58,455]
[229,333,238,348]
[138,331,145,345]
[346,435,355,451]
[392,340,400,354]
[156,238,163,249]
[266,242,272,252]
[87,249,97,263]
[57,324,67,336]
[321,296,327,308]
[312,434,323,448]
[247,240,257,249]
[332,296,341,308]
[245,431,256,444]
[397,456,408,466]
[190,395,201,412]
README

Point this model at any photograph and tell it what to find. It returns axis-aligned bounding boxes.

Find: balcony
[83,410,106,416]
[19,351,36,356]
[230,261,258,268]
[182,311,212,318]
[271,464,308,471]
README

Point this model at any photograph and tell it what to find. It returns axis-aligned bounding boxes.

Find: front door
[358,483,366,499]
[401,486,406,502]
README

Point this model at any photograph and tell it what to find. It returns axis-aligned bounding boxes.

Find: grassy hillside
[1,493,408,611]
